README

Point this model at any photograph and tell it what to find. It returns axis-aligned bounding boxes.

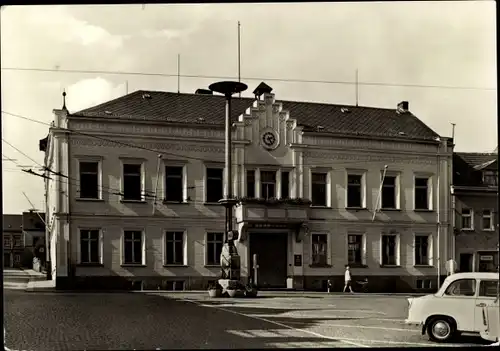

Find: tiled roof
[2,214,23,232]
[72,87,440,141]
[455,152,498,169]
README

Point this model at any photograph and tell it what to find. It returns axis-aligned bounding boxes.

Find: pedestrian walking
[343,265,353,293]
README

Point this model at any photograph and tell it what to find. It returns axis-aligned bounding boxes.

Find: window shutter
[362,235,367,265]
[183,232,188,266]
[327,234,332,265]
[396,234,401,266]
[142,231,146,266]
[428,234,433,266]
[99,230,104,265]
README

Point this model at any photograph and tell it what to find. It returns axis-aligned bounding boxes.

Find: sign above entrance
[248,223,289,229]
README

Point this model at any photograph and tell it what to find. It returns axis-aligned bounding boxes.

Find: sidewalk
[23,283,428,297]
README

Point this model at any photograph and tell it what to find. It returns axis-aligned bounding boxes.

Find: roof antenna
[177,54,180,94]
[62,89,67,110]
[355,69,359,107]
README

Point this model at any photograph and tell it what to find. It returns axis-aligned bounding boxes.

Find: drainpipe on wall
[67,131,73,282]
[436,145,441,290]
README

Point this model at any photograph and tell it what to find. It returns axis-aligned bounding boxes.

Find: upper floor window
[461,208,473,230]
[414,177,430,210]
[13,235,23,247]
[4,236,12,249]
[281,171,290,199]
[165,166,184,202]
[79,161,100,199]
[311,233,328,266]
[79,229,100,264]
[246,170,255,198]
[165,231,185,265]
[311,172,327,206]
[482,209,494,231]
[347,174,363,208]
[206,232,224,266]
[123,230,144,265]
[483,170,498,186]
[414,234,432,266]
[347,234,365,266]
[122,163,143,201]
[261,171,276,199]
[206,168,223,203]
[381,175,397,209]
[381,234,399,266]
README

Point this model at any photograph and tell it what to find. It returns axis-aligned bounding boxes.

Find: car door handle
[476,303,486,307]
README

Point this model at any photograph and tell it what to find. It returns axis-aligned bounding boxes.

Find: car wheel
[427,317,456,343]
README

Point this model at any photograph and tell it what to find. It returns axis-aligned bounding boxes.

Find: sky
[1,2,497,214]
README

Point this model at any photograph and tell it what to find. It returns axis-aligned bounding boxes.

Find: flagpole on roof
[238,21,241,98]
[177,54,181,94]
[355,69,359,107]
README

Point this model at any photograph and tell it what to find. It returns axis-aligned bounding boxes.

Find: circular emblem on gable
[260,128,279,150]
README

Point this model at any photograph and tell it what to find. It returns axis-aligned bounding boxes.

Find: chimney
[252,82,273,100]
[397,101,409,113]
[195,88,213,95]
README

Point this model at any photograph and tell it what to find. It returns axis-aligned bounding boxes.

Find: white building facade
[41,84,454,292]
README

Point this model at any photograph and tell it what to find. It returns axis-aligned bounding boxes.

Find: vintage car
[405,272,499,343]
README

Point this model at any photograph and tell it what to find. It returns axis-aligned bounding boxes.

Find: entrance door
[249,232,288,289]
[460,253,473,272]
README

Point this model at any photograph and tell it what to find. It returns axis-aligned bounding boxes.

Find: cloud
[66,77,126,113]
[139,28,185,40]
[21,6,125,49]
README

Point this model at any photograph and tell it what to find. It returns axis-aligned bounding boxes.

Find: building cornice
[451,185,498,195]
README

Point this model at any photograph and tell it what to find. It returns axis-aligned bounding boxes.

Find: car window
[444,279,476,296]
[479,280,498,298]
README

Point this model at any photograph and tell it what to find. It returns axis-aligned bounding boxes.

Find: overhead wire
[1,66,496,91]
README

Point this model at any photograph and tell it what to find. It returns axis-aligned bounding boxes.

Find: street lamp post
[209,81,247,284]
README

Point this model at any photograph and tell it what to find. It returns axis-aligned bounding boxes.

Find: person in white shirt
[343,265,353,293]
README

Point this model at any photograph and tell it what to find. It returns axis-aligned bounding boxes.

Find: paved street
[4,288,490,350]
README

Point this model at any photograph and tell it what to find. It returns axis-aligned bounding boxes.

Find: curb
[22,288,427,297]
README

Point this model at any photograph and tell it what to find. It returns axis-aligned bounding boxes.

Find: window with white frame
[206,232,224,266]
[261,171,276,199]
[281,171,290,199]
[79,229,100,264]
[165,166,184,202]
[79,161,100,199]
[246,170,255,198]
[381,175,397,209]
[381,234,399,266]
[311,172,327,206]
[311,233,328,266]
[414,177,430,210]
[165,231,185,265]
[206,168,223,203]
[483,170,498,186]
[123,230,144,265]
[4,236,12,249]
[122,163,143,201]
[414,234,432,266]
[482,209,494,231]
[461,208,473,230]
[347,234,365,266]
[347,174,363,208]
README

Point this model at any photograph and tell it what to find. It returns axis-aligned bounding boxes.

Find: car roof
[448,272,499,280]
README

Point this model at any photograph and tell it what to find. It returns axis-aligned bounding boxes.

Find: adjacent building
[40,83,453,292]
[3,215,24,268]
[452,152,499,273]
[2,211,46,269]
